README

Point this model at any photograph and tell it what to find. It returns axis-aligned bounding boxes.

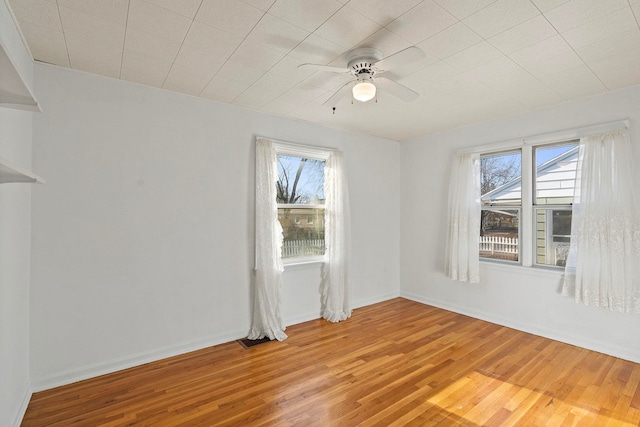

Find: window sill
[480,260,564,279]
[282,256,325,270]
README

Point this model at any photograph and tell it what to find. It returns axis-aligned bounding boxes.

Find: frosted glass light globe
[352,81,376,102]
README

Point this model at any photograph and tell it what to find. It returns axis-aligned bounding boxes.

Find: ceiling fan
[298,47,426,107]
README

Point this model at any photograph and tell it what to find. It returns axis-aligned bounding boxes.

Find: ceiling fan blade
[375,77,419,102]
[373,46,426,71]
[322,81,354,107]
[298,63,351,74]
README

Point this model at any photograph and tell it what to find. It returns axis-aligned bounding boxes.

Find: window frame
[479,148,523,265]
[273,142,330,266]
[531,140,578,268]
[479,140,580,270]
[462,119,628,274]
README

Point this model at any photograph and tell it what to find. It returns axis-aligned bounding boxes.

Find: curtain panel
[249,138,287,341]
[562,130,640,313]
[445,152,481,284]
[321,150,352,322]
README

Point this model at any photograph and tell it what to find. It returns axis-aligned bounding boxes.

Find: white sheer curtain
[445,152,481,284]
[249,138,287,341]
[561,130,640,313]
[321,150,352,322]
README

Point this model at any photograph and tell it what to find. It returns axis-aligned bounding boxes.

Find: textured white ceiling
[7,0,640,141]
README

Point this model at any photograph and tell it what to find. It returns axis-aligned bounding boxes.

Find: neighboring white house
[481,146,579,266]
[481,146,579,205]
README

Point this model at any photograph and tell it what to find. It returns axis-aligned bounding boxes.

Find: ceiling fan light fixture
[352,81,376,102]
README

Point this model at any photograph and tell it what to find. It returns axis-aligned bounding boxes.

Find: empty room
[2,0,640,425]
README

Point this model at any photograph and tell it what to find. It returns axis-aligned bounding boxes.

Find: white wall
[0,1,35,425]
[30,63,400,390]
[400,85,640,363]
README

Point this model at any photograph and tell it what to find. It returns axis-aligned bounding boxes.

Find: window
[276,152,326,260]
[480,141,578,267]
[533,142,578,267]
[480,150,522,262]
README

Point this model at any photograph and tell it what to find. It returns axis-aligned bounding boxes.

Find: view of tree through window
[276,154,325,259]
[480,150,522,262]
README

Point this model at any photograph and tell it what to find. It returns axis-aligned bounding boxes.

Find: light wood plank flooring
[22,298,640,426]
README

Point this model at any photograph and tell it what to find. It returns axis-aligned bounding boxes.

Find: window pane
[535,208,572,266]
[277,155,325,204]
[480,150,522,206]
[534,142,579,205]
[278,207,325,258]
[480,209,519,262]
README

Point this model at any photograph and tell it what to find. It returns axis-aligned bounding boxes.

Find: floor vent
[237,337,272,349]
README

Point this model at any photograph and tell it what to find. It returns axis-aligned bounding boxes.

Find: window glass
[480,150,521,263]
[480,150,522,206]
[276,155,325,204]
[276,154,325,259]
[535,208,572,266]
[534,142,579,205]
[278,208,325,258]
[552,210,572,240]
[480,209,520,262]
[532,142,577,267]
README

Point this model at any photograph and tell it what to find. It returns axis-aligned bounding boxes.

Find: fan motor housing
[346,48,383,76]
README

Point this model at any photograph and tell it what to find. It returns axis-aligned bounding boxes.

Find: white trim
[283,311,323,327]
[283,256,324,268]
[30,294,400,394]
[277,203,324,209]
[9,383,31,427]
[283,293,401,325]
[521,145,533,267]
[352,292,401,309]
[457,119,630,155]
[257,136,336,160]
[481,258,564,279]
[30,327,248,392]
[255,137,333,269]
[400,292,640,364]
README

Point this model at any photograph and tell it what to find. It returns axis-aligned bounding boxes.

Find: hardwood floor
[22,298,640,426]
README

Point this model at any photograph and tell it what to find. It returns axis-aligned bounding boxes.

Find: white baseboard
[284,312,322,327]
[400,291,640,364]
[353,292,400,310]
[30,327,248,392]
[284,293,400,326]
[31,293,402,393]
[284,292,400,327]
[10,383,31,427]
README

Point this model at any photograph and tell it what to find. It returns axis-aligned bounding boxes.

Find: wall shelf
[0,40,40,112]
[0,156,44,184]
